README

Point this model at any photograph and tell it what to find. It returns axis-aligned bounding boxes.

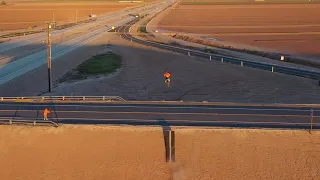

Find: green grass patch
[138,26,147,33]
[58,52,122,83]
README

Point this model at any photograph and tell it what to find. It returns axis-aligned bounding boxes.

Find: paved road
[0,2,157,53]
[0,1,173,86]
[118,11,320,80]
[0,102,318,129]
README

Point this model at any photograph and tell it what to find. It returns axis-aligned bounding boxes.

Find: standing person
[43,108,50,121]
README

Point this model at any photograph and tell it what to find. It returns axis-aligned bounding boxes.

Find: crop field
[1,125,319,180]
[158,4,320,56]
[0,1,140,31]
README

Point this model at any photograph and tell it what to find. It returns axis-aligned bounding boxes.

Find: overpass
[0,96,318,129]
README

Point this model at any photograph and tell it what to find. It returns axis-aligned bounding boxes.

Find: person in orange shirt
[43,108,51,121]
[164,71,171,87]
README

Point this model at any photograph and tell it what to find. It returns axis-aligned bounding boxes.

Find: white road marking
[0,103,318,112]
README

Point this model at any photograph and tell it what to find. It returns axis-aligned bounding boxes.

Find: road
[0,1,173,86]
[118,12,320,80]
[0,2,157,53]
[0,101,318,129]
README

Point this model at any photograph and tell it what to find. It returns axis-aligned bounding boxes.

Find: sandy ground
[0,125,319,180]
[0,2,137,31]
[158,4,320,57]
[0,28,320,103]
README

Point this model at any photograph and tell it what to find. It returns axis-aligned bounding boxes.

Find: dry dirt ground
[0,1,137,31]
[157,4,320,57]
[0,30,320,103]
[0,125,319,180]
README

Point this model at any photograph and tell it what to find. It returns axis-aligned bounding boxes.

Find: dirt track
[0,125,319,180]
[158,4,320,56]
[0,2,137,31]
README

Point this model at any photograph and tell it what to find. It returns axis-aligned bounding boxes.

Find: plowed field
[0,2,138,31]
[158,4,320,55]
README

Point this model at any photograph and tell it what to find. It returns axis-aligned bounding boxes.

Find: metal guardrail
[122,15,320,80]
[0,118,58,127]
[0,96,125,102]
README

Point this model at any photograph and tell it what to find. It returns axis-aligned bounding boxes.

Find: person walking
[164,71,171,87]
[43,108,51,121]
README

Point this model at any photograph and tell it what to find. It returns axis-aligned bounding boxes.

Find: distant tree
[1,1,6,5]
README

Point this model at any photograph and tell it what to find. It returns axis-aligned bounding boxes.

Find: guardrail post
[9,119,12,125]
[272,66,274,72]
[188,52,190,56]
[42,96,44,100]
[1,97,3,101]
[33,121,36,126]
[83,96,85,101]
[241,61,243,66]
[209,55,211,60]
[62,96,65,101]
[103,96,105,101]
[221,58,224,63]
[310,109,314,133]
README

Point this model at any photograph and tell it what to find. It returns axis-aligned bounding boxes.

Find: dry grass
[0,125,319,180]
[158,4,320,56]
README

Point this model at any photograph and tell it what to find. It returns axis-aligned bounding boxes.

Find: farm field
[0,1,140,31]
[158,4,320,56]
[0,125,319,180]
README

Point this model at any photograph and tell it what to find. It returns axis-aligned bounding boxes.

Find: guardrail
[122,14,320,80]
[0,96,125,102]
[0,118,58,127]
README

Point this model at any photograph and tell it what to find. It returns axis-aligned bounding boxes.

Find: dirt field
[0,1,138,31]
[158,4,320,56]
[0,125,319,180]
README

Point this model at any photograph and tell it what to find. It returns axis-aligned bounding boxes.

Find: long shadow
[158,118,175,162]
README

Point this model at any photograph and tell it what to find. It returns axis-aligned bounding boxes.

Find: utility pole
[46,22,52,92]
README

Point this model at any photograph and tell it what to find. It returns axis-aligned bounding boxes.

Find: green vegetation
[59,52,122,83]
[138,26,147,33]
[181,0,320,5]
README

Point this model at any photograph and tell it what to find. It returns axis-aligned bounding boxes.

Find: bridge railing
[0,96,125,102]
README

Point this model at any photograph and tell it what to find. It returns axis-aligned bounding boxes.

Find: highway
[0,1,173,86]
[0,101,318,129]
[118,13,320,80]
[0,2,157,53]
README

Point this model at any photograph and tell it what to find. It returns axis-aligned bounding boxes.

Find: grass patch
[138,26,147,33]
[58,52,122,83]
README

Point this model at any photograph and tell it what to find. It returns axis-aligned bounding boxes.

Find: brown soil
[158,4,320,56]
[0,125,319,180]
[0,2,137,31]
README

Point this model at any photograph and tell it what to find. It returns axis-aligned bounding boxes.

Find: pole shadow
[158,118,175,162]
